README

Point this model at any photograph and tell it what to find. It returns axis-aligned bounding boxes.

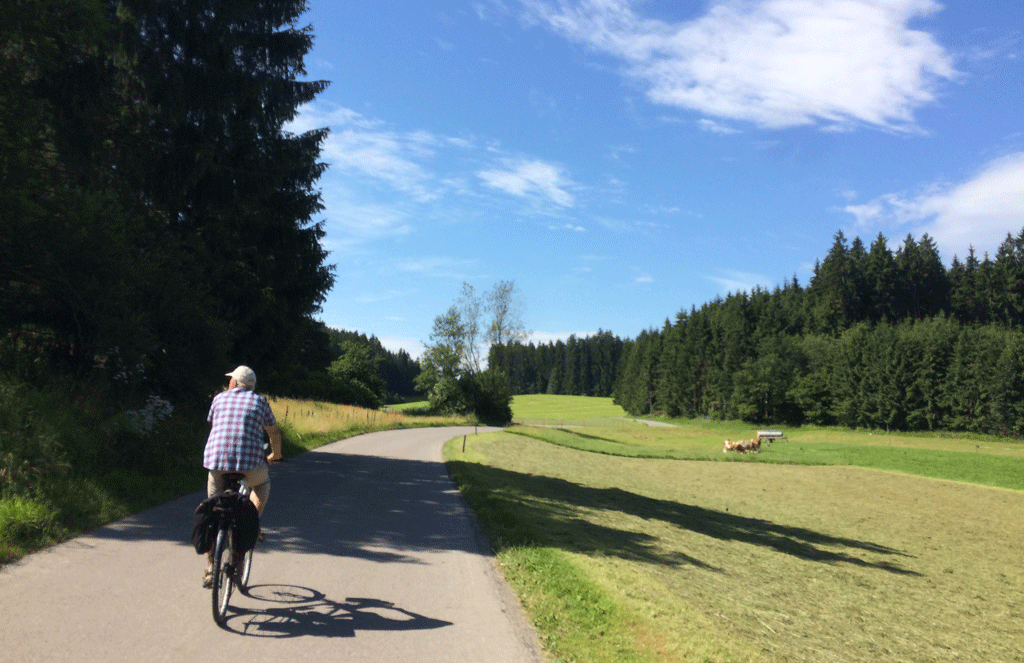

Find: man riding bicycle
[201,365,282,587]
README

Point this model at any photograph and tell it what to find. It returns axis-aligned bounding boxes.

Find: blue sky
[286,0,1024,358]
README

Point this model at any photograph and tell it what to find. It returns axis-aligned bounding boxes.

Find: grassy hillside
[444,395,1024,663]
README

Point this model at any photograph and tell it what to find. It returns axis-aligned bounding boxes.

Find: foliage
[418,281,528,419]
[416,305,467,400]
[462,369,514,426]
[607,227,1024,436]
[290,322,421,404]
[326,340,386,409]
[489,330,626,398]
[1,0,333,409]
[0,0,345,555]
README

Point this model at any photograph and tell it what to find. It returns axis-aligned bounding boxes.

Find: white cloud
[378,336,426,360]
[286,103,456,202]
[286,103,588,246]
[551,222,586,232]
[474,0,512,23]
[397,256,481,278]
[478,159,577,207]
[698,119,741,135]
[527,331,598,345]
[844,152,1024,261]
[708,268,769,294]
[522,0,957,131]
[321,197,413,247]
[325,128,438,202]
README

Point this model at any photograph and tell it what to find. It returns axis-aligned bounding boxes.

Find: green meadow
[444,395,1024,663]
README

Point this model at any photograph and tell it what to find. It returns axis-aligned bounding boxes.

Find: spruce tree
[120,0,334,388]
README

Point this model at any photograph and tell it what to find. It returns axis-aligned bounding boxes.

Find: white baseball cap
[225,365,256,387]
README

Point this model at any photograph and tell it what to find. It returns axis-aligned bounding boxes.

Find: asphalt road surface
[1,427,544,663]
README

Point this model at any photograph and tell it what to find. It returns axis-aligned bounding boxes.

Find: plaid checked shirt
[203,386,277,471]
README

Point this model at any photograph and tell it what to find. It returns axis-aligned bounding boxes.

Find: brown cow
[723,438,761,454]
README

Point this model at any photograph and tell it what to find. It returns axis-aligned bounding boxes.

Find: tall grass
[268,396,464,454]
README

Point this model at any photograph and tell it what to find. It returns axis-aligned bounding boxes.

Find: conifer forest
[492,230,1024,436]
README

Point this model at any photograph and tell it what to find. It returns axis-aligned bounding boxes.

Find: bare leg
[250,483,270,517]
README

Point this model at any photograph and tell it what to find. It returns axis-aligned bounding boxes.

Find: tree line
[611,230,1024,435]
[487,330,626,398]
[287,322,421,409]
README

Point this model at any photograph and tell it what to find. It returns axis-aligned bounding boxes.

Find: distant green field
[507,425,1024,491]
[387,393,628,422]
[386,400,429,412]
[511,394,626,423]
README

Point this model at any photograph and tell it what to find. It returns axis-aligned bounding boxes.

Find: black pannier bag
[191,492,260,554]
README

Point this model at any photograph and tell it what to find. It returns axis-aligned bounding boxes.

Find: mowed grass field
[444,395,1024,663]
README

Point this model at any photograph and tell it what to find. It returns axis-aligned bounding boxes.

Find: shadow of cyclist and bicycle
[218,585,451,637]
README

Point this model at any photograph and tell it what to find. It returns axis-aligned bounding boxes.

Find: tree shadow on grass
[448,461,920,576]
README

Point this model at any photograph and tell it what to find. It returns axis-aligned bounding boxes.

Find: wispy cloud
[319,194,413,247]
[527,330,598,345]
[552,222,586,232]
[707,269,769,294]
[478,158,577,207]
[286,103,590,246]
[699,119,741,135]
[396,256,481,279]
[520,0,957,131]
[843,152,1024,261]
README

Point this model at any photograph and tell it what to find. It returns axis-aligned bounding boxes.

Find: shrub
[463,370,513,426]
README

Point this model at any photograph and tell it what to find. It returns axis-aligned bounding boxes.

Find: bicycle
[210,472,257,625]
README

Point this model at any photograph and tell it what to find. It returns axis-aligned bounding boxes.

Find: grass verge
[1,395,466,565]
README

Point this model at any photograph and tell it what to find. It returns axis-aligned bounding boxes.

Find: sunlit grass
[265,396,467,454]
[445,430,1024,663]
[506,423,1024,490]
[511,394,628,425]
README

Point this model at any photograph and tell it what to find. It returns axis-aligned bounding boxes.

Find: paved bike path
[0,427,543,663]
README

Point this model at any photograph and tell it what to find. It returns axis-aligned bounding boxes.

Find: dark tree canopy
[1,0,334,403]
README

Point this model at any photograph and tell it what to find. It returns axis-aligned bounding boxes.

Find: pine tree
[988,231,1024,327]
[894,234,949,320]
[807,231,861,335]
[863,233,898,323]
[121,0,334,387]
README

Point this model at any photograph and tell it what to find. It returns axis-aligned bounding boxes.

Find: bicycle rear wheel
[211,528,234,625]
[237,546,253,592]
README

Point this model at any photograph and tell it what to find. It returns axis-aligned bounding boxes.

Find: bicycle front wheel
[211,527,234,625]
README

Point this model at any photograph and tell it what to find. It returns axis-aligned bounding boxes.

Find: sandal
[203,570,214,588]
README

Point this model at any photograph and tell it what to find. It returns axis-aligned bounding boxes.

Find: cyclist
[201,365,282,587]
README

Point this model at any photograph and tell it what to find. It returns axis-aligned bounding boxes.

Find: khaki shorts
[207,464,270,504]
